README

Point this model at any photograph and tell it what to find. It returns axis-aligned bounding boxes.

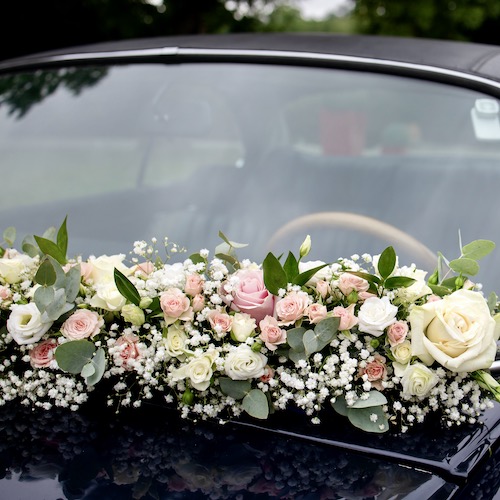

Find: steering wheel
[267,211,437,269]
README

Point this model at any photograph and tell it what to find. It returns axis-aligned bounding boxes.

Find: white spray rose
[171,349,219,391]
[231,313,256,342]
[401,363,439,398]
[89,281,127,311]
[224,344,267,380]
[357,296,398,337]
[0,250,36,284]
[7,303,53,345]
[87,254,129,285]
[164,323,188,358]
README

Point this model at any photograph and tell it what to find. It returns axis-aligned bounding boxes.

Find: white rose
[0,251,36,284]
[401,363,439,398]
[89,281,127,311]
[87,254,129,285]
[357,296,398,337]
[409,289,499,372]
[298,260,330,285]
[231,313,256,342]
[171,349,219,391]
[393,266,432,303]
[224,345,267,380]
[164,323,188,358]
[7,303,53,345]
[391,340,413,365]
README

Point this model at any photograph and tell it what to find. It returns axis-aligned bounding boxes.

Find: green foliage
[33,217,68,265]
[219,377,252,399]
[286,318,339,360]
[56,340,106,386]
[242,389,269,419]
[114,268,141,306]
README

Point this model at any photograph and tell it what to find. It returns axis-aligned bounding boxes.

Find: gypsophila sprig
[0,219,498,433]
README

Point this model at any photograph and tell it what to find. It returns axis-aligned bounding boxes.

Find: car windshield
[1,62,500,291]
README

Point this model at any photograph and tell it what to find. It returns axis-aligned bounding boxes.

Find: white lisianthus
[89,281,127,311]
[164,323,188,358]
[357,296,398,337]
[401,363,439,398]
[171,348,219,391]
[391,340,413,365]
[87,254,129,285]
[231,313,256,342]
[409,289,499,372]
[0,250,36,284]
[298,260,330,285]
[7,303,53,345]
[224,344,267,380]
[121,304,145,326]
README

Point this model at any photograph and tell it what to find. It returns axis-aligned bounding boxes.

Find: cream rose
[224,345,267,380]
[409,289,498,372]
[89,282,127,311]
[231,313,256,342]
[391,340,413,365]
[0,250,35,284]
[164,323,188,358]
[87,254,130,285]
[61,309,104,340]
[171,349,219,391]
[7,303,53,345]
[401,363,439,398]
[357,297,398,337]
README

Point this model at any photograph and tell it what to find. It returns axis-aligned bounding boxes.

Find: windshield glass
[1,62,500,291]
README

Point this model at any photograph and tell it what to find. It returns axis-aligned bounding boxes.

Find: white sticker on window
[471,98,500,140]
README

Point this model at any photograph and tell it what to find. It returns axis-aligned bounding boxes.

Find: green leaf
[56,216,69,258]
[189,253,206,265]
[215,253,239,267]
[85,348,106,386]
[488,292,498,313]
[449,258,480,276]
[346,271,381,286]
[81,362,96,379]
[350,390,388,408]
[428,284,452,297]
[377,246,396,279]
[42,226,57,242]
[262,252,288,296]
[462,239,495,261]
[65,265,82,303]
[45,289,73,321]
[34,258,57,287]
[242,389,269,419]
[303,318,339,357]
[22,235,40,258]
[2,226,16,246]
[218,231,248,249]
[34,235,66,265]
[114,268,141,306]
[283,252,299,283]
[293,263,329,287]
[347,406,389,433]
[219,377,251,400]
[331,395,348,417]
[288,349,307,364]
[55,340,96,374]
[384,276,416,289]
[34,286,55,313]
[287,327,306,351]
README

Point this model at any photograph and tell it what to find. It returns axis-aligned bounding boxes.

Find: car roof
[2,33,500,89]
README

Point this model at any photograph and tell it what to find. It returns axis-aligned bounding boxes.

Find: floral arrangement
[0,218,499,433]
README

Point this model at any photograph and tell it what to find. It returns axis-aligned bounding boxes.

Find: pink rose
[316,280,330,299]
[229,269,275,323]
[259,315,287,351]
[338,273,370,296]
[0,285,11,300]
[387,320,408,346]
[185,274,204,296]
[160,288,193,325]
[426,294,442,303]
[207,310,233,335]
[332,304,358,331]
[260,365,275,383]
[192,294,205,312]
[359,291,377,301]
[30,339,57,368]
[306,303,328,324]
[133,261,155,277]
[79,262,93,281]
[61,309,104,340]
[275,291,309,325]
[359,354,387,390]
[114,333,142,370]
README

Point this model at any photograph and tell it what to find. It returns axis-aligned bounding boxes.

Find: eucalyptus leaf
[331,395,348,417]
[22,236,39,258]
[242,389,269,419]
[462,239,495,260]
[44,288,70,321]
[34,258,57,287]
[287,327,306,351]
[189,253,206,265]
[303,322,337,357]
[288,349,307,364]
[55,340,96,374]
[384,276,416,289]
[347,406,389,433]
[377,246,396,279]
[219,377,251,400]
[449,258,480,276]
[42,226,57,242]
[350,390,388,409]
[314,317,340,342]
[2,226,16,246]
[81,362,96,379]
[218,231,248,249]
[114,268,141,306]
[86,348,106,386]
[215,253,238,267]
[34,286,55,314]
[488,292,498,314]
[262,252,288,296]
[34,235,66,265]
[65,265,82,303]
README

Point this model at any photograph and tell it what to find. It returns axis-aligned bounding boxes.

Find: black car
[1,33,500,499]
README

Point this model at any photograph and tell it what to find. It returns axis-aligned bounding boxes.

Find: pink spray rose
[160,288,193,325]
[275,291,309,325]
[114,333,142,370]
[229,269,275,323]
[338,273,370,296]
[30,339,57,368]
[259,315,287,351]
[387,320,409,346]
[184,273,204,296]
[207,310,233,335]
[192,294,205,312]
[332,304,358,331]
[359,354,387,390]
[61,309,104,340]
[306,303,328,324]
[133,261,155,277]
